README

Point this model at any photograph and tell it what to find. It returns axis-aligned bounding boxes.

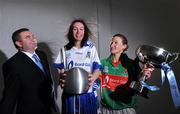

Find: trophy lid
[64,67,89,94]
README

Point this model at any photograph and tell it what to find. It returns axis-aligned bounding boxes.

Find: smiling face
[15,31,37,53]
[73,22,85,42]
[110,36,127,55]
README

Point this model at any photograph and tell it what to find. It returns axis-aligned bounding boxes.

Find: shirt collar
[108,55,121,67]
[21,51,36,58]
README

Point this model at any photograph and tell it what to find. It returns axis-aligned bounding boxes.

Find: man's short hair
[12,28,29,49]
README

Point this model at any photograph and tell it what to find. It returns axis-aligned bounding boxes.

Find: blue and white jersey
[54,41,101,92]
[54,41,101,72]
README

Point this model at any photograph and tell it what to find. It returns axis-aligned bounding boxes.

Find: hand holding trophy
[130,45,180,108]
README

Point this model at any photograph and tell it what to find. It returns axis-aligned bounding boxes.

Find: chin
[111,50,116,53]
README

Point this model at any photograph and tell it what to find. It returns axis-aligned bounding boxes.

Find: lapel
[18,50,53,86]
[35,51,54,93]
[35,51,48,75]
[18,51,47,77]
[35,51,52,81]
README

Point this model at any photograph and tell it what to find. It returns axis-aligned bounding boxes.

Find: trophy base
[130,81,149,98]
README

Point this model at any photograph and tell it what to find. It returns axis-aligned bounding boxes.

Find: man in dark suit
[0,28,56,114]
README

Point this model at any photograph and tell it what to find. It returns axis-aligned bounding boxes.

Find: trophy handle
[167,53,179,64]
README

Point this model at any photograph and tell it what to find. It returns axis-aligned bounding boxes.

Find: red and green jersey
[100,56,137,110]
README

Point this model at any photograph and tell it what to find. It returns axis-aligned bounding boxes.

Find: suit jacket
[0,50,54,114]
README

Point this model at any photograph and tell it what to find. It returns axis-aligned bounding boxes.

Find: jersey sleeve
[91,46,101,73]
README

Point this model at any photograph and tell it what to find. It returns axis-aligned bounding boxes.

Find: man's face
[16,31,37,53]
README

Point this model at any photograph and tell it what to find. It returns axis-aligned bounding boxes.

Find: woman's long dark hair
[65,19,92,50]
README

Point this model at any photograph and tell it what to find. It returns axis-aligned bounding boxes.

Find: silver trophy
[130,45,179,98]
[64,67,89,94]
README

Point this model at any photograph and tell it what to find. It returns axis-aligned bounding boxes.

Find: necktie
[32,54,45,73]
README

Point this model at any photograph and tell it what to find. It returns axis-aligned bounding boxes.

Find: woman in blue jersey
[100,33,154,114]
[54,19,101,114]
